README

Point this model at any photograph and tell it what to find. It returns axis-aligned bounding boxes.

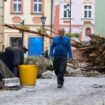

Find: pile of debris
[66,60,101,77]
[71,34,105,74]
[0,59,21,90]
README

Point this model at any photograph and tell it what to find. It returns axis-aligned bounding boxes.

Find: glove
[49,56,53,66]
[49,57,53,71]
[49,59,53,66]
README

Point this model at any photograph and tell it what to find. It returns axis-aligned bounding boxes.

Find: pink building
[53,0,95,41]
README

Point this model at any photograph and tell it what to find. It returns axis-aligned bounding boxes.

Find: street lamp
[51,0,54,35]
[40,15,46,28]
[69,0,72,33]
[19,20,24,46]
[40,15,46,52]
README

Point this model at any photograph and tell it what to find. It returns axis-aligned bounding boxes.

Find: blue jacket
[50,36,72,58]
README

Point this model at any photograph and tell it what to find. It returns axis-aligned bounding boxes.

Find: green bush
[65,33,80,38]
[65,33,73,37]
[73,33,80,38]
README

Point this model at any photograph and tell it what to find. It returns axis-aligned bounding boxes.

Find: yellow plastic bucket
[18,65,37,86]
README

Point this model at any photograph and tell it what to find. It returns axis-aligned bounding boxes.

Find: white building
[4,0,52,56]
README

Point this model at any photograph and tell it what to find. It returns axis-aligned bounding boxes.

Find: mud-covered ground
[0,77,105,105]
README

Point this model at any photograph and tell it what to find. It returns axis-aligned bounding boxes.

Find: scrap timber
[4,24,79,47]
[4,24,105,74]
[4,24,53,39]
[72,34,105,73]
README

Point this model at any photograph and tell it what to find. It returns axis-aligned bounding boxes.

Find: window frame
[63,4,71,19]
[11,0,23,14]
[32,0,43,14]
[10,37,22,47]
[84,5,92,18]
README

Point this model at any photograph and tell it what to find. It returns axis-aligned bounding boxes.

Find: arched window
[12,0,22,13]
[85,27,91,36]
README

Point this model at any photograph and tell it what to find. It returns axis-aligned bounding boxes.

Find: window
[10,37,22,46]
[33,0,42,13]
[85,27,91,36]
[12,0,22,13]
[63,4,71,18]
[84,5,92,18]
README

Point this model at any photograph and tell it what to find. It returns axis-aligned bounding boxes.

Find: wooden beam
[4,24,53,39]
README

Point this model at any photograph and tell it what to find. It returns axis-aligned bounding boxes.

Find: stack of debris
[0,59,20,90]
[66,60,101,77]
[71,34,105,74]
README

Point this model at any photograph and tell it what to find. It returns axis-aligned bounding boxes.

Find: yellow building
[4,0,52,56]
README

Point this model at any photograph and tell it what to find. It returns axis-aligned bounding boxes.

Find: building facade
[4,0,95,56]
[0,0,4,51]
[54,0,95,41]
[95,0,105,36]
[4,0,52,56]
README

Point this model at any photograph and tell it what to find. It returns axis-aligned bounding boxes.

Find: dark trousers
[53,57,67,85]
